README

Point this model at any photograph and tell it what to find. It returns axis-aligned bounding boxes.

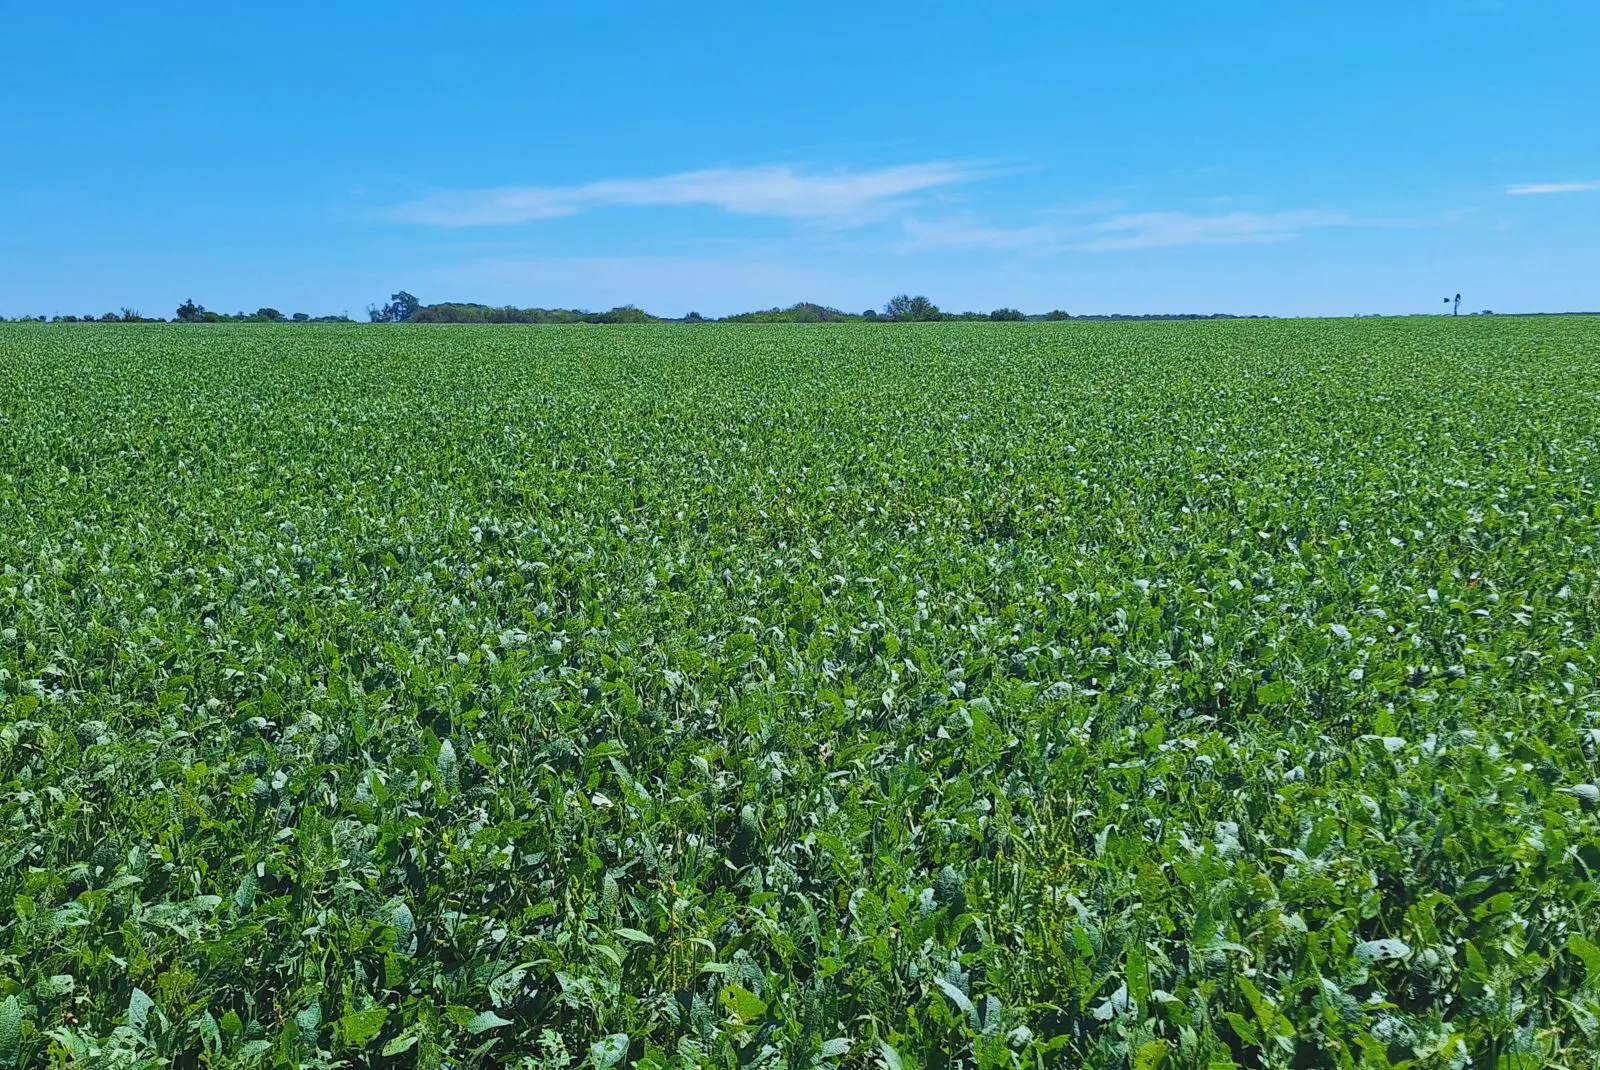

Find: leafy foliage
[369,292,422,324]
[883,294,942,321]
[407,302,661,325]
[1,319,1599,1067]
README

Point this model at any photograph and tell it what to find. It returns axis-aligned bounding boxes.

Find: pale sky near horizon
[2,1,1597,319]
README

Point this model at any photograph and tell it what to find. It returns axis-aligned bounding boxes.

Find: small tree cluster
[369,291,422,323]
[174,299,345,323]
[882,294,943,321]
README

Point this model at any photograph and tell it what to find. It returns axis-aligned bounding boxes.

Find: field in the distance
[2,320,1599,1068]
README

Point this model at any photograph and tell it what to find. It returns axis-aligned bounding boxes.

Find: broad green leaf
[1354,939,1411,965]
[720,984,767,1022]
[589,1032,630,1069]
[37,975,74,998]
[465,1011,513,1035]
[294,1001,321,1034]
[336,1007,389,1049]
[382,1033,419,1057]
[0,997,20,1068]
[128,988,155,1034]
[1570,933,1600,981]
[1134,1039,1170,1070]
[931,977,975,1019]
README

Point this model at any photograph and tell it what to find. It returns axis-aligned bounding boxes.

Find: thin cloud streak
[897,217,1065,252]
[393,163,997,227]
[1080,210,1349,251]
[1506,181,1600,195]
[898,209,1352,253]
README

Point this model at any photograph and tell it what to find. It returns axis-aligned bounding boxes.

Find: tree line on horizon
[379,292,1273,324]
[0,291,1280,324]
[0,301,357,324]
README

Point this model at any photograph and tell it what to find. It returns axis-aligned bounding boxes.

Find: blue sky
[3,0,1597,318]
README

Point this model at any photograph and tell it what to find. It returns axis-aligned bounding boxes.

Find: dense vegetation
[1,293,1284,326]
[406,304,665,326]
[1,319,1598,1068]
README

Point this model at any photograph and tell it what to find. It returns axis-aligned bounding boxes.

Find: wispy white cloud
[1078,210,1349,251]
[396,160,1464,263]
[1506,181,1600,195]
[898,209,1352,253]
[393,163,995,227]
[897,216,1066,252]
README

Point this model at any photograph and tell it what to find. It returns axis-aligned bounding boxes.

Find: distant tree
[861,309,879,320]
[989,307,1026,321]
[292,312,310,322]
[884,294,941,321]
[596,305,658,324]
[176,298,205,322]
[252,307,286,322]
[1043,310,1071,321]
[720,302,861,324]
[371,291,421,323]
[684,311,705,323]
[784,302,842,322]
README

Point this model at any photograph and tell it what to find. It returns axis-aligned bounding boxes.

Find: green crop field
[3,319,1600,1069]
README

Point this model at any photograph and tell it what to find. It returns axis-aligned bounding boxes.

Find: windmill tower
[1444,294,1462,316]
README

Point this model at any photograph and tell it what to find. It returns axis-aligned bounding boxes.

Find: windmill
[1444,294,1462,316]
